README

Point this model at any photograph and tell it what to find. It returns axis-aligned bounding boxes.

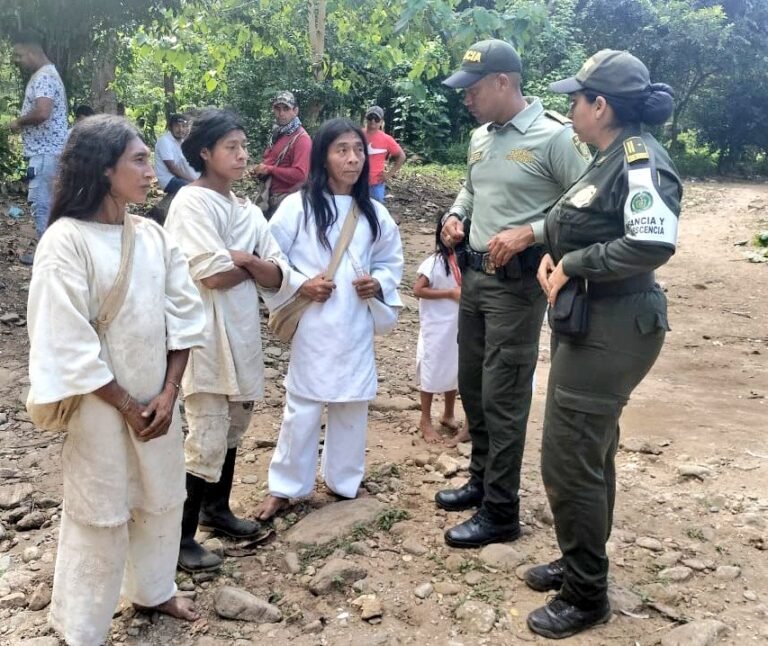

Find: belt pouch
[548,279,588,337]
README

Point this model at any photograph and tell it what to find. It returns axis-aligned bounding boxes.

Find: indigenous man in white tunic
[26,116,205,646]
[256,117,404,520]
[165,109,294,571]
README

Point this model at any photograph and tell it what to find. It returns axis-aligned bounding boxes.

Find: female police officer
[525,50,682,639]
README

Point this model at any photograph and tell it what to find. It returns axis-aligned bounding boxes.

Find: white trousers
[268,391,369,499]
[184,393,253,482]
[50,506,181,646]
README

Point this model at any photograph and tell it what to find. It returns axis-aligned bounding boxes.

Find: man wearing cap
[364,106,406,203]
[155,114,199,195]
[252,91,311,218]
[434,39,591,548]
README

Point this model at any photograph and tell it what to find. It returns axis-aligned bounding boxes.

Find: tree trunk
[89,34,118,113]
[163,72,177,119]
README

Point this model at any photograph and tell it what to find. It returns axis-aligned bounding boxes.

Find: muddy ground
[0,175,766,646]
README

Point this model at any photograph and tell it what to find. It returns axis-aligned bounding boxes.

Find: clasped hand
[123,387,177,442]
[537,253,569,306]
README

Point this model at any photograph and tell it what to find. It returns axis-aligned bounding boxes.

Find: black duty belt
[462,245,544,278]
[588,272,656,299]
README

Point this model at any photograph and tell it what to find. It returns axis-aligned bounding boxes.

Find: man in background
[363,105,405,203]
[155,114,199,195]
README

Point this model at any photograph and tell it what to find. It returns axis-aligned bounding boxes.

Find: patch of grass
[685,527,705,541]
[376,508,410,532]
[367,462,401,481]
[469,581,504,605]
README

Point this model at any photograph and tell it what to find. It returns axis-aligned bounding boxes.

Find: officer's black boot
[524,557,565,591]
[527,595,611,640]
[443,507,520,548]
[178,473,223,573]
[435,480,484,512]
[199,448,262,539]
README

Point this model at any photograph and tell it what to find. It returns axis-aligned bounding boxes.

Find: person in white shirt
[27,114,205,645]
[255,117,404,520]
[10,30,68,264]
[155,114,199,194]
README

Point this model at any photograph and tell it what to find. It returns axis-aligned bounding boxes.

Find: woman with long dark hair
[164,108,291,571]
[27,115,206,643]
[525,50,682,639]
[255,117,404,520]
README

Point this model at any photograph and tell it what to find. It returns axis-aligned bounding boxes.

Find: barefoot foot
[439,416,460,431]
[420,418,442,444]
[445,426,470,448]
[254,494,290,521]
[137,595,200,621]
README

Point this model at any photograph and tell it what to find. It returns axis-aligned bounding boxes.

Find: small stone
[303,619,324,633]
[241,475,259,485]
[0,591,26,608]
[464,570,484,586]
[213,586,282,622]
[714,565,741,580]
[414,454,431,467]
[414,582,433,599]
[534,505,554,526]
[283,552,301,574]
[444,554,465,572]
[434,453,461,477]
[677,464,712,479]
[351,578,371,594]
[635,536,664,552]
[660,619,728,646]
[744,590,758,601]
[15,511,46,531]
[352,594,383,621]
[478,543,526,571]
[456,442,471,458]
[27,582,51,611]
[621,437,662,454]
[0,483,33,509]
[402,538,428,556]
[178,579,195,592]
[22,546,40,563]
[455,599,496,634]
[607,585,643,613]
[0,312,20,324]
[657,551,683,567]
[202,538,224,557]
[308,558,367,595]
[434,581,462,596]
[659,566,693,582]
[681,558,707,571]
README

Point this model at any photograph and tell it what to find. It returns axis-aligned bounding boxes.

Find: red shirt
[262,127,312,195]
[365,130,404,185]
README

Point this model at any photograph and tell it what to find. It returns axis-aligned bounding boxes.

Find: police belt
[463,245,544,278]
[587,272,656,299]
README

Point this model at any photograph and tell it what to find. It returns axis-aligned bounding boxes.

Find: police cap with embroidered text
[548,49,650,98]
[443,39,522,89]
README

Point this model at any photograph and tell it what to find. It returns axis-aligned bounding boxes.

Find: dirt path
[0,180,766,645]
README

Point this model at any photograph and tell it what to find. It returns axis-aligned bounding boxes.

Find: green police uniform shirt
[543,127,682,281]
[450,98,590,252]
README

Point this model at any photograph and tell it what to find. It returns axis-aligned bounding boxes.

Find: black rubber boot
[199,448,262,539]
[178,473,223,573]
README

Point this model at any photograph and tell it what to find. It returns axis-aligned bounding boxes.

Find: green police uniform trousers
[542,288,667,607]
[459,267,547,522]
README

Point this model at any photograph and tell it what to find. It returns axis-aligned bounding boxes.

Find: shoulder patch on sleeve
[543,109,571,126]
[623,137,650,165]
[571,134,592,161]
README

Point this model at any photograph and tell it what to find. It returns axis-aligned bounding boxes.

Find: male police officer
[436,39,590,547]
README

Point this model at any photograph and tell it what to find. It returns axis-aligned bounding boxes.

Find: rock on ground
[309,558,368,595]
[284,498,385,546]
[660,619,729,646]
[213,586,282,623]
[608,585,643,614]
[455,600,496,634]
[659,566,693,582]
[478,543,527,571]
[414,583,433,599]
[27,581,51,611]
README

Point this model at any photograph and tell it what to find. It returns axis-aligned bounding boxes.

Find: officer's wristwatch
[441,211,468,227]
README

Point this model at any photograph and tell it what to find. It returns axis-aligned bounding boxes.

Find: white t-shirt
[417,254,460,323]
[154,130,198,190]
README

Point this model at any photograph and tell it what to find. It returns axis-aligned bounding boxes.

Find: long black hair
[48,115,141,228]
[433,215,453,275]
[182,108,245,174]
[302,117,380,250]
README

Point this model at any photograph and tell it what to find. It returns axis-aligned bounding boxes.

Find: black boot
[524,557,565,591]
[435,480,484,512]
[444,508,520,548]
[527,595,611,639]
[199,448,262,539]
[178,473,223,573]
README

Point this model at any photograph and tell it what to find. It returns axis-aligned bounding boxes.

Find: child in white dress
[414,220,465,444]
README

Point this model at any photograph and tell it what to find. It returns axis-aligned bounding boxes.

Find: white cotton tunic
[27,215,206,526]
[165,186,294,400]
[269,193,404,402]
[416,254,460,393]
